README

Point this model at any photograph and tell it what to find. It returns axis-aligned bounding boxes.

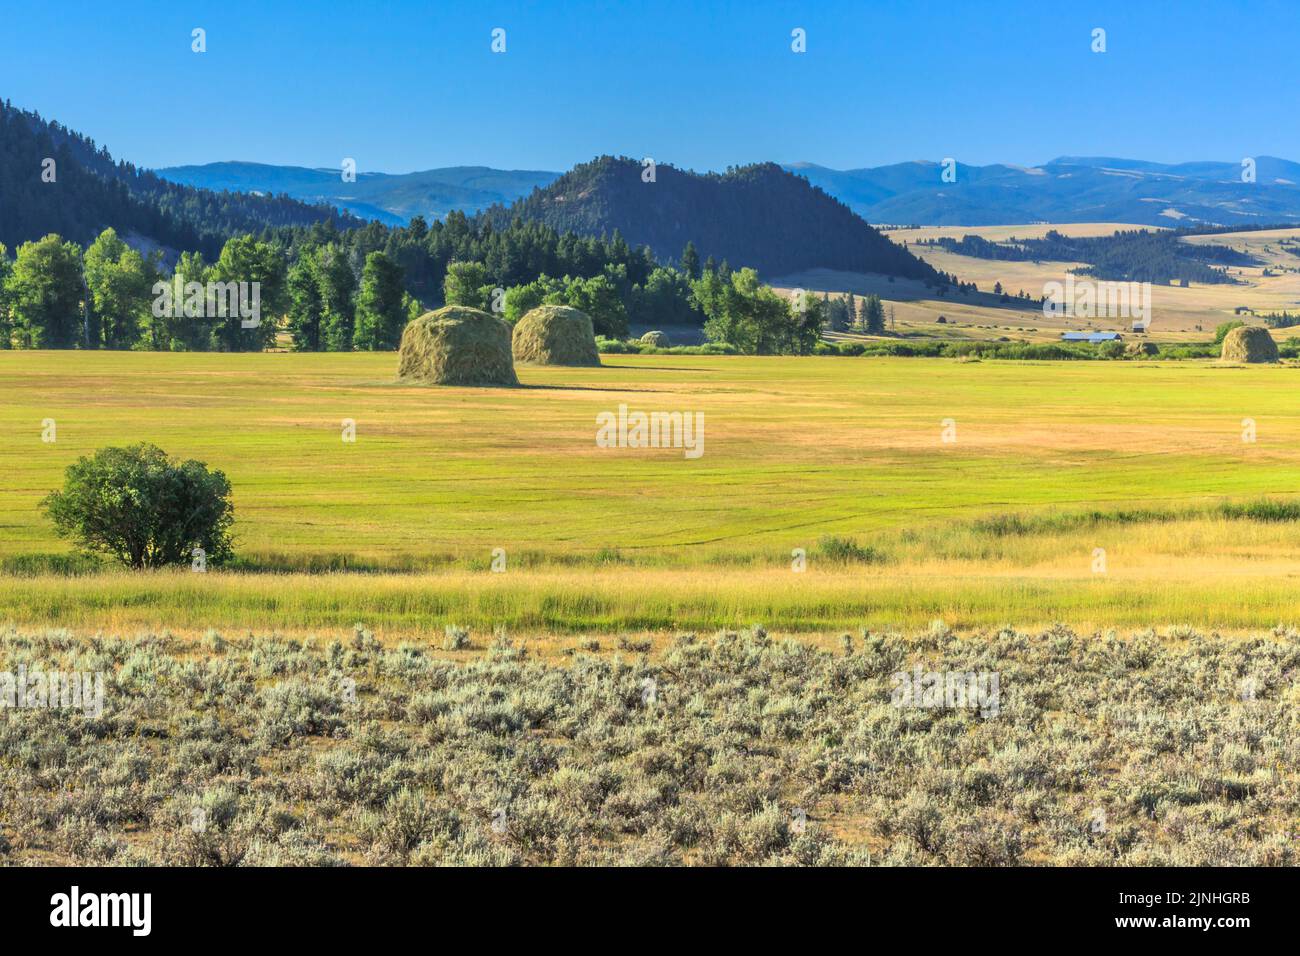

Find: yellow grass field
[3,349,1300,638]
[775,223,1300,343]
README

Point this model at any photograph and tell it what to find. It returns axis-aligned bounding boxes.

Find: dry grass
[776,222,1300,343]
[2,623,1295,866]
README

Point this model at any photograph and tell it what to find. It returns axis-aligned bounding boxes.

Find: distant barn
[1061,331,1123,343]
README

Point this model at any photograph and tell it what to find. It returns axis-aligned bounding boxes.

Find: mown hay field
[3,350,1300,635]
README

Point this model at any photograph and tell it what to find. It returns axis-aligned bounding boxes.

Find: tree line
[0,228,826,355]
[0,229,414,352]
[914,229,1251,286]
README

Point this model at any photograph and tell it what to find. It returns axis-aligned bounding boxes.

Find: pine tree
[680,241,701,280]
[865,294,885,334]
[286,251,325,351]
[353,251,407,350]
[317,244,358,351]
[0,242,12,348]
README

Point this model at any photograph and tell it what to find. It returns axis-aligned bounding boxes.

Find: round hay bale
[1220,325,1278,363]
[511,305,600,366]
[1125,341,1159,357]
[397,306,518,386]
[640,330,670,347]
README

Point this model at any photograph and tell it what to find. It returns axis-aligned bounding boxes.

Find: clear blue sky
[2,0,1296,174]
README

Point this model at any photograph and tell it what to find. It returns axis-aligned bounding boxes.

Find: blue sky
[2,0,1297,174]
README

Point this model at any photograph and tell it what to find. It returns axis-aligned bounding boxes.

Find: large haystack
[1220,325,1278,364]
[640,330,670,348]
[397,306,518,386]
[511,305,600,366]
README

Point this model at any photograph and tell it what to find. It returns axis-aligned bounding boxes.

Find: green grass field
[3,350,1300,636]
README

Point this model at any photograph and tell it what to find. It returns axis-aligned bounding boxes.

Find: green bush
[1218,499,1300,522]
[815,535,884,564]
[41,442,234,569]
[596,337,738,356]
[1215,320,1246,345]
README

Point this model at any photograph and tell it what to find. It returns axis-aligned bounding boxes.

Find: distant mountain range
[10,92,1300,287]
[156,162,558,226]
[783,157,1300,227]
[156,155,1300,231]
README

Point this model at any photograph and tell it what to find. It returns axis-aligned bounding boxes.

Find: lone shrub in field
[640,330,670,347]
[397,305,518,386]
[815,535,883,564]
[1220,325,1278,363]
[41,442,234,569]
[511,305,600,366]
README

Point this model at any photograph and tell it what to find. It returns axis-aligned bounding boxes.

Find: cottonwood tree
[503,275,562,323]
[6,233,84,348]
[442,260,492,311]
[694,267,818,354]
[210,236,286,352]
[627,267,700,329]
[83,228,157,349]
[550,272,628,338]
[42,443,234,569]
[163,250,214,351]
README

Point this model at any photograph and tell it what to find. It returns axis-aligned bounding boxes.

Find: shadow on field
[596,363,710,372]
[516,382,681,393]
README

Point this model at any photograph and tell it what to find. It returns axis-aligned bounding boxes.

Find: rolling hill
[157,162,558,226]
[0,99,353,258]
[784,157,1300,228]
[482,156,940,280]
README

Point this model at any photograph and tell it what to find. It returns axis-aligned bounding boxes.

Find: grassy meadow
[3,349,1300,638]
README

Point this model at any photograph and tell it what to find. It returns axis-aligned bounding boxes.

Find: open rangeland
[776,223,1300,345]
[1,623,1296,866]
[4,350,1300,639]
